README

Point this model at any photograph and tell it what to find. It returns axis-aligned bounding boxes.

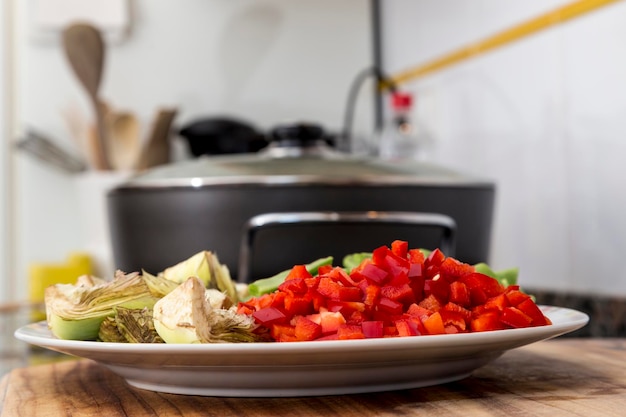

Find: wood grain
[1,339,625,417]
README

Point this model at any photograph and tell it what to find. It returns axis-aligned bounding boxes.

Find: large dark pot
[107,123,495,282]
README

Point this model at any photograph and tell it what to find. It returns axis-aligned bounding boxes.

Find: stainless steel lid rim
[115,175,496,190]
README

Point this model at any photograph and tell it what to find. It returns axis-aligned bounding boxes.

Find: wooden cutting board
[1,338,625,417]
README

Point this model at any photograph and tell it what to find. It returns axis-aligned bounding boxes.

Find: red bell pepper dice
[271,323,297,342]
[395,319,420,336]
[504,288,532,306]
[377,297,403,316]
[408,249,425,264]
[384,252,410,278]
[337,324,365,340]
[278,278,308,295]
[439,310,467,332]
[449,281,471,307]
[391,240,409,258]
[459,272,505,303]
[500,307,533,328]
[380,283,415,306]
[422,311,446,335]
[284,295,313,317]
[362,320,384,338]
[307,311,346,334]
[425,248,445,268]
[326,300,366,317]
[516,298,551,326]
[327,267,358,287]
[252,306,287,325]
[471,311,505,332]
[406,303,432,321]
[293,316,323,341]
[423,278,450,303]
[337,286,363,302]
[316,277,343,300]
[362,284,381,307]
[285,265,313,280]
[418,293,442,312]
[439,257,475,282]
[483,293,510,312]
[317,265,333,275]
[442,302,472,322]
[352,262,389,285]
[371,245,391,266]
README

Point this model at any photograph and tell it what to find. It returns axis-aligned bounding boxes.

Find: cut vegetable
[45,271,160,341]
[247,256,333,297]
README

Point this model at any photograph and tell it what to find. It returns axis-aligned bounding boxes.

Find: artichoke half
[45,271,170,341]
[159,250,239,303]
[152,276,261,344]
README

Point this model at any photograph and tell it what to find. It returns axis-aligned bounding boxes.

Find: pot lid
[119,123,493,189]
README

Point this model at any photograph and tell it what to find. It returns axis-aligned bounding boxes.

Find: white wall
[9,0,626,301]
[9,0,373,300]
[1,0,15,303]
[381,0,626,296]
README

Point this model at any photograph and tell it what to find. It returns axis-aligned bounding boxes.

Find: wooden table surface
[1,338,624,417]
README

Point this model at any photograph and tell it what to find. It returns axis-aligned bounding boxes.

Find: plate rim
[15,305,589,355]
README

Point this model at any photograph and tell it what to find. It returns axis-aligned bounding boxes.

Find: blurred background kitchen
[1,0,625,336]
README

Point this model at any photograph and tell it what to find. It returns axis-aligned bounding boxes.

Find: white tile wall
[382,0,626,296]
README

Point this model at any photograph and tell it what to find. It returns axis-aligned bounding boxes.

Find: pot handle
[237,211,456,283]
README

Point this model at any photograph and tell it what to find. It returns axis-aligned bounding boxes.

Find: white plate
[15,306,588,397]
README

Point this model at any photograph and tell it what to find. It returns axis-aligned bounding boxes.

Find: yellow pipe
[388,0,622,87]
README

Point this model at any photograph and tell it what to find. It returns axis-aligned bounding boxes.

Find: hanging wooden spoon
[62,23,111,170]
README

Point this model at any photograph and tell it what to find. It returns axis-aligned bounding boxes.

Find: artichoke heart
[99,307,164,343]
[152,276,260,343]
[159,251,238,303]
[45,271,160,340]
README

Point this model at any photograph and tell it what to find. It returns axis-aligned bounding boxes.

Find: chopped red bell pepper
[423,278,450,303]
[439,257,475,282]
[517,298,551,326]
[283,295,313,317]
[306,311,346,334]
[243,240,551,342]
[395,318,420,336]
[459,272,505,299]
[377,297,403,316]
[363,284,381,307]
[252,306,286,325]
[353,262,388,285]
[471,311,505,332]
[504,288,532,306]
[422,311,446,335]
[418,294,442,312]
[271,323,297,342]
[285,265,313,280]
[449,281,471,307]
[500,307,533,328]
[278,278,308,295]
[380,283,415,305]
[483,293,510,312]
[391,240,409,258]
[425,248,445,269]
[293,316,322,341]
[337,324,365,340]
[361,320,384,338]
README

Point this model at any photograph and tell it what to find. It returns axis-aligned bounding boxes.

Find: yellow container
[28,252,93,321]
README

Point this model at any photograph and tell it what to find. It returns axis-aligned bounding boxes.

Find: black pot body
[107,182,495,282]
